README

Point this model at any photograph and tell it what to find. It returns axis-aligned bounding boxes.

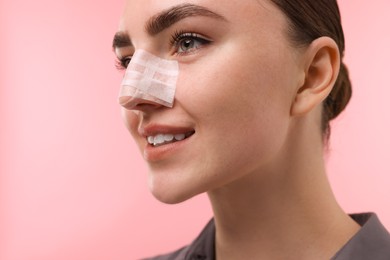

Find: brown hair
[270,0,352,140]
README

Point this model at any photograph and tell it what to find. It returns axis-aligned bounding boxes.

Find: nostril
[119,95,164,111]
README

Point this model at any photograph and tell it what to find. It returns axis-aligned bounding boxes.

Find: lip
[139,124,195,137]
[140,124,195,162]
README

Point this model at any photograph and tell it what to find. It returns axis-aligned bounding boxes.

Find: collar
[184,213,390,260]
[332,213,390,259]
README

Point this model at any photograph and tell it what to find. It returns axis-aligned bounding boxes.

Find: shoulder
[142,219,215,260]
[332,213,390,260]
[141,245,189,260]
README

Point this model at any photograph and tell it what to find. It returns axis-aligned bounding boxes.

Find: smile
[147,131,195,147]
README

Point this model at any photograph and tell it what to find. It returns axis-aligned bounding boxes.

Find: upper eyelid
[170,31,210,45]
[115,47,133,61]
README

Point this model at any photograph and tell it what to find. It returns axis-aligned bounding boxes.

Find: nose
[118,49,178,111]
[119,95,164,111]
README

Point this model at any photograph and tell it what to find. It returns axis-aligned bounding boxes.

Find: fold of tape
[119,49,179,109]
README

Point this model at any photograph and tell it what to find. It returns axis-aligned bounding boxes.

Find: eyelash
[115,30,211,70]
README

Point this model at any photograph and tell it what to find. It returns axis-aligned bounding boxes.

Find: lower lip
[143,134,194,162]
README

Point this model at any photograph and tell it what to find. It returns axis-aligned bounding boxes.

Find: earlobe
[291,37,340,117]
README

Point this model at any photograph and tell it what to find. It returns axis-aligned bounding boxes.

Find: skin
[115,0,360,259]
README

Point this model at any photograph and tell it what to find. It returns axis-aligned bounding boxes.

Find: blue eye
[171,31,211,55]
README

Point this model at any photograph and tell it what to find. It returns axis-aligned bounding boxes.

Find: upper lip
[139,124,195,137]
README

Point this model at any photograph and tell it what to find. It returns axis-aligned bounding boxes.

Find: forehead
[118,0,286,34]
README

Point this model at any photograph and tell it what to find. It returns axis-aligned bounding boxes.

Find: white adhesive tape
[119,49,179,109]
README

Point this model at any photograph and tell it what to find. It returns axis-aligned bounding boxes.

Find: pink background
[1,0,389,259]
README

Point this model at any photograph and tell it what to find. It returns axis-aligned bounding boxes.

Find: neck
[207,116,360,260]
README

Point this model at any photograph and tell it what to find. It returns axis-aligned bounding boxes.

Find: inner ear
[304,47,334,92]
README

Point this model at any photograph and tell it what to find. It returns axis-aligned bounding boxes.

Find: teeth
[164,134,174,141]
[155,134,164,144]
[147,133,190,146]
[174,133,185,141]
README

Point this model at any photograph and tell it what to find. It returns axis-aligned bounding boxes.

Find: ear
[291,37,340,117]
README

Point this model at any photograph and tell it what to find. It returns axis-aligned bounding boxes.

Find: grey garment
[332,214,390,260]
[144,213,390,260]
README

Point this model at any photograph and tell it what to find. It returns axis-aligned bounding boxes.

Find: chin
[147,175,202,205]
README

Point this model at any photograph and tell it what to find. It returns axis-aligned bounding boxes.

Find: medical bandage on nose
[119,49,179,109]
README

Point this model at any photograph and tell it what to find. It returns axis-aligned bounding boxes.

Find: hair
[269,0,352,141]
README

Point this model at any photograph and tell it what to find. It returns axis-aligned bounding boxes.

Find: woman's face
[115,0,305,203]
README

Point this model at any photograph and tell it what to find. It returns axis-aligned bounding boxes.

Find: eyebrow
[112,32,131,49]
[112,3,226,50]
[146,3,226,35]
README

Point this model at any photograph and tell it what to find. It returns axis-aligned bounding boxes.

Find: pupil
[183,39,193,50]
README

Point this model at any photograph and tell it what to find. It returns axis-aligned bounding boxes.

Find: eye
[115,56,132,70]
[171,31,211,55]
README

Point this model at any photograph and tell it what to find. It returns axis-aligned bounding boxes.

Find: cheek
[177,43,293,125]
[175,43,295,174]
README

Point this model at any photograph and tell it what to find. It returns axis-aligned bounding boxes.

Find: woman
[113,0,390,259]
